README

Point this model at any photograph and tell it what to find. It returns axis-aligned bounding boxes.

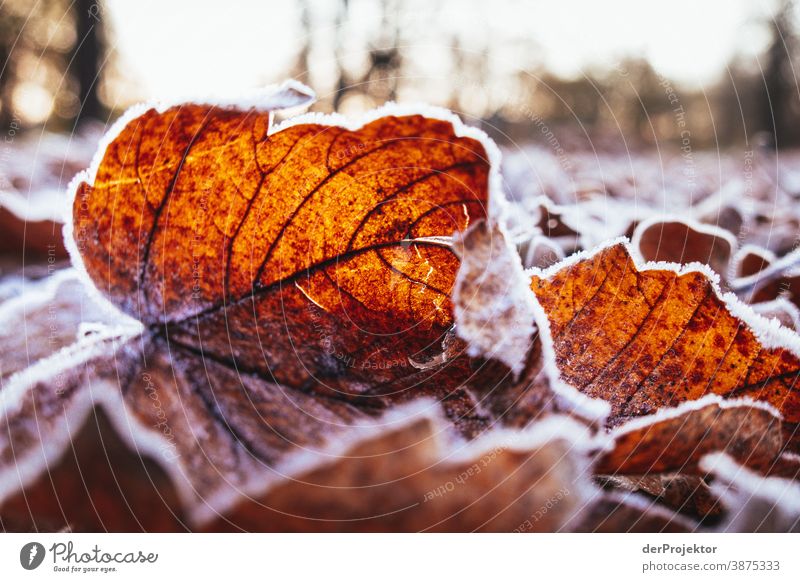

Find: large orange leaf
[530,243,800,446]
[71,101,491,398]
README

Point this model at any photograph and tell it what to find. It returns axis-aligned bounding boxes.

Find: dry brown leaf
[595,398,783,475]
[0,129,98,261]
[530,242,800,450]
[766,452,800,481]
[452,221,536,375]
[0,408,185,532]
[535,200,579,240]
[0,271,120,381]
[732,245,775,279]
[0,208,66,260]
[519,235,565,270]
[749,273,800,310]
[204,411,597,532]
[565,491,696,533]
[71,95,492,407]
[632,217,735,278]
[733,247,800,309]
[751,299,800,332]
[597,474,722,520]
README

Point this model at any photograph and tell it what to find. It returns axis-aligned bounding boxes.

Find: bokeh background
[2,0,800,268]
[2,0,799,145]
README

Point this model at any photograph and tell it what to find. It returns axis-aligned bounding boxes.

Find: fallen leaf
[529,242,800,448]
[451,221,608,429]
[518,234,565,270]
[595,397,783,475]
[535,199,579,239]
[565,491,696,533]
[767,452,800,481]
[632,217,735,278]
[0,207,66,260]
[0,408,185,532]
[597,474,722,520]
[733,250,800,313]
[731,245,775,279]
[70,96,492,405]
[0,127,98,260]
[0,271,120,381]
[453,221,536,375]
[205,411,597,532]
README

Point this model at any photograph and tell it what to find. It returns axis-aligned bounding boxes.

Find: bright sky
[104,0,779,106]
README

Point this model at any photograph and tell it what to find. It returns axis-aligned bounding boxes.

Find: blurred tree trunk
[0,8,22,132]
[69,0,105,124]
[0,44,13,132]
[761,0,796,148]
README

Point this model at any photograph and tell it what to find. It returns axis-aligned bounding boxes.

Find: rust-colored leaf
[597,474,722,520]
[633,217,735,277]
[205,412,596,532]
[0,408,185,532]
[732,245,774,279]
[451,221,608,429]
[71,100,491,404]
[530,243,800,447]
[596,398,783,475]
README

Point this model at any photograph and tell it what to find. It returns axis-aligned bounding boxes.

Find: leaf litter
[1,81,799,531]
